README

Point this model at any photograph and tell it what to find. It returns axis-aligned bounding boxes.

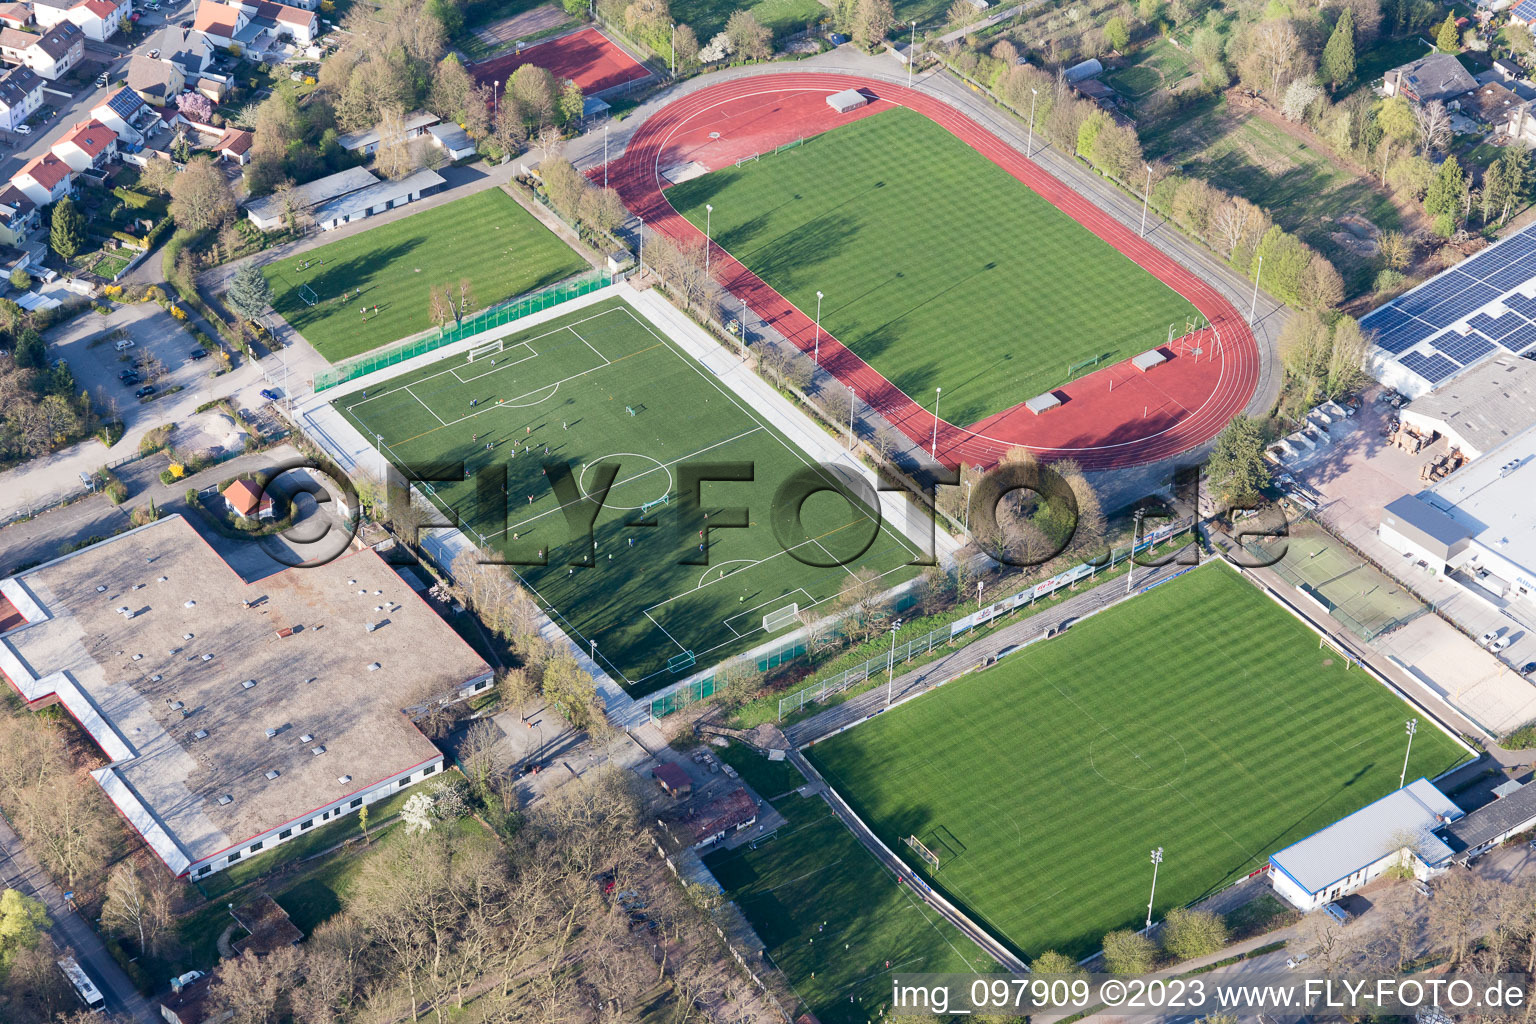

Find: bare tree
[373,105,417,180]
[1432,869,1487,965]
[101,859,176,956]
[206,946,304,1024]
[1413,99,1452,155]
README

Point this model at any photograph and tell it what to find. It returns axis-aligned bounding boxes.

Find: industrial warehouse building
[0,515,493,878]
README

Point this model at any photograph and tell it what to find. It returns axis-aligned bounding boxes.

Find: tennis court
[1249,521,1425,640]
[335,297,920,693]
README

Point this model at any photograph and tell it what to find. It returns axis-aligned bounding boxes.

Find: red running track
[607,74,1260,471]
[470,27,650,96]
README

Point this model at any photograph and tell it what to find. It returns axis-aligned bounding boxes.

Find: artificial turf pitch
[335,297,920,693]
[805,564,1469,960]
[667,107,1197,426]
[264,189,588,363]
[705,793,996,1024]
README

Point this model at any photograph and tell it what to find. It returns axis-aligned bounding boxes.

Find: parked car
[1522,662,1536,675]
[95,74,108,87]
[1492,635,1514,653]
[1285,953,1310,970]
[135,385,155,398]
[14,123,29,136]
[118,369,139,381]
[148,48,160,58]
[259,388,281,402]
[1479,629,1500,647]
[1323,901,1352,925]
[1413,881,1431,898]
[188,348,208,360]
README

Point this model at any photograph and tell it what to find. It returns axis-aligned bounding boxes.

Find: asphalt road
[0,814,157,1023]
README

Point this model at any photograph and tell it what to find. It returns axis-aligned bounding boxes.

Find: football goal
[298,284,319,306]
[468,339,504,362]
[905,834,941,872]
[1319,633,1355,669]
[763,603,800,633]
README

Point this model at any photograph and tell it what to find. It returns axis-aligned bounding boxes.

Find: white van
[115,338,135,351]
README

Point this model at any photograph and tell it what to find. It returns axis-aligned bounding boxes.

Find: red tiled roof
[0,26,35,49]
[59,118,115,156]
[223,478,264,516]
[0,3,29,23]
[79,0,119,20]
[652,763,692,792]
[249,0,311,25]
[193,0,239,35]
[214,126,252,155]
[18,152,70,189]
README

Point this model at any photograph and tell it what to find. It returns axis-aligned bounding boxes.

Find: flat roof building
[0,515,493,878]
[1269,779,1463,912]
[1399,354,1536,458]
[1419,426,1536,610]
[310,168,443,231]
[242,165,378,231]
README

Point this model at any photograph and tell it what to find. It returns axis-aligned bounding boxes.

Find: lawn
[667,108,1195,426]
[670,0,824,41]
[335,297,921,694]
[264,189,588,363]
[716,740,806,798]
[805,564,1470,960]
[1104,37,1195,100]
[704,794,996,1024]
[1141,94,1406,298]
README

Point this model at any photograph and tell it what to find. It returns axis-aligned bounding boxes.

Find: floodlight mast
[885,619,903,706]
[1400,719,1417,790]
[1146,847,1163,929]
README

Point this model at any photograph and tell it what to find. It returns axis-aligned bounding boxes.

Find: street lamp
[885,619,904,706]
[930,386,942,459]
[492,80,499,123]
[1399,719,1418,790]
[907,21,917,87]
[1139,164,1152,238]
[704,203,713,273]
[814,290,824,366]
[1249,254,1264,321]
[1126,507,1145,594]
[603,123,609,189]
[848,387,856,451]
[1145,847,1163,930]
[670,22,676,74]
[964,477,973,536]
[1026,87,1038,158]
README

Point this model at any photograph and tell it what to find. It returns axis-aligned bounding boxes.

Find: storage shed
[826,88,869,113]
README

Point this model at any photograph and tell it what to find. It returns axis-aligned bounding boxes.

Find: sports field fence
[644,518,1192,722]
[313,270,617,392]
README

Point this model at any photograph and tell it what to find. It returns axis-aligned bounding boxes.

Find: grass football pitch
[806,564,1469,960]
[264,189,588,363]
[668,107,1196,426]
[335,297,920,693]
[704,793,996,1024]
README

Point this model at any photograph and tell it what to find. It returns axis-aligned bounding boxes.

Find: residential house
[125,53,184,106]
[51,118,117,172]
[1506,99,1536,146]
[1466,80,1523,124]
[92,85,151,144]
[337,110,438,155]
[1494,57,1526,81]
[1512,0,1536,28]
[0,20,82,79]
[12,151,72,206]
[0,184,37,247]
[0,3,30,27]
[222,478,273,520]
[0,64,41,132]
[155,25,213,75]
[1383,52,1478,105]
[193,0,315,51]
[211,125,250,163]
[32,0,131,42]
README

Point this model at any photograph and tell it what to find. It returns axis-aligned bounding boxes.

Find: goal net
[762,603,799,632]
[1319,633,1354,669]
[298,284,319,306]
[905,835,941,872]
[467,339,504,362]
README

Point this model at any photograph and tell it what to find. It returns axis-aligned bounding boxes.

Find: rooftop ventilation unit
[265,728,278,738]
[312,745,326,756]
[216,794,232,805]
[169,700,184,710]
[337,775,351,785]
[96,585,107,593]
[158,576,168,583]
[364,622,376,633]
[348,580,356,585]
[131,654,142,661]
[357,590,366,596]
[299,733,313,743]
[276,627,295,638]
[132,583,145,591]
[264,769,280,780]
[151,675,162,682]
[193,729,208,739]
[201,653,213,662]
[184,600,196,609]
[242,679,256,689]
[183,633,194,641]
[373,590,382,595]
[367,662,380,671]
[116,606,129,616]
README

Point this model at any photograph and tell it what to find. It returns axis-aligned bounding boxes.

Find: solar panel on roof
[1500,321,1536,352]
[1430,331,1495,365]
[1399,350,1460,383]
[1375,318,1436,354]
[1423,282,1502,327]
[1480,253,1536,292]
[1362,306,1412,334]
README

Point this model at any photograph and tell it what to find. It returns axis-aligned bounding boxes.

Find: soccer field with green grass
[705,793,996,1024]
[335,297,920,694]
[806,564,1469,960]
[667,108,1197,426]
[265,189,588,363]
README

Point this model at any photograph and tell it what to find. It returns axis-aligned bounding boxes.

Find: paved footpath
[0,814,158,1024]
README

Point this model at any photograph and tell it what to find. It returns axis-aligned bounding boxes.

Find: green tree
[1376,95,1418,143]
[13,327,44,369]
[1031,949,1087,977]
[1102,929,1158,974]
[226,261,275,323]
[1424,155,1467,236]
[49,197,85,263]
[8,266,29,290]
[1508,21,1535,58]
[1105,15,1130,52]
[1321,7,1355,89]
[0,889,48,962]
[1206,417,1271,509]
[1435,12,1458,52]
[1160,907,1230,961]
